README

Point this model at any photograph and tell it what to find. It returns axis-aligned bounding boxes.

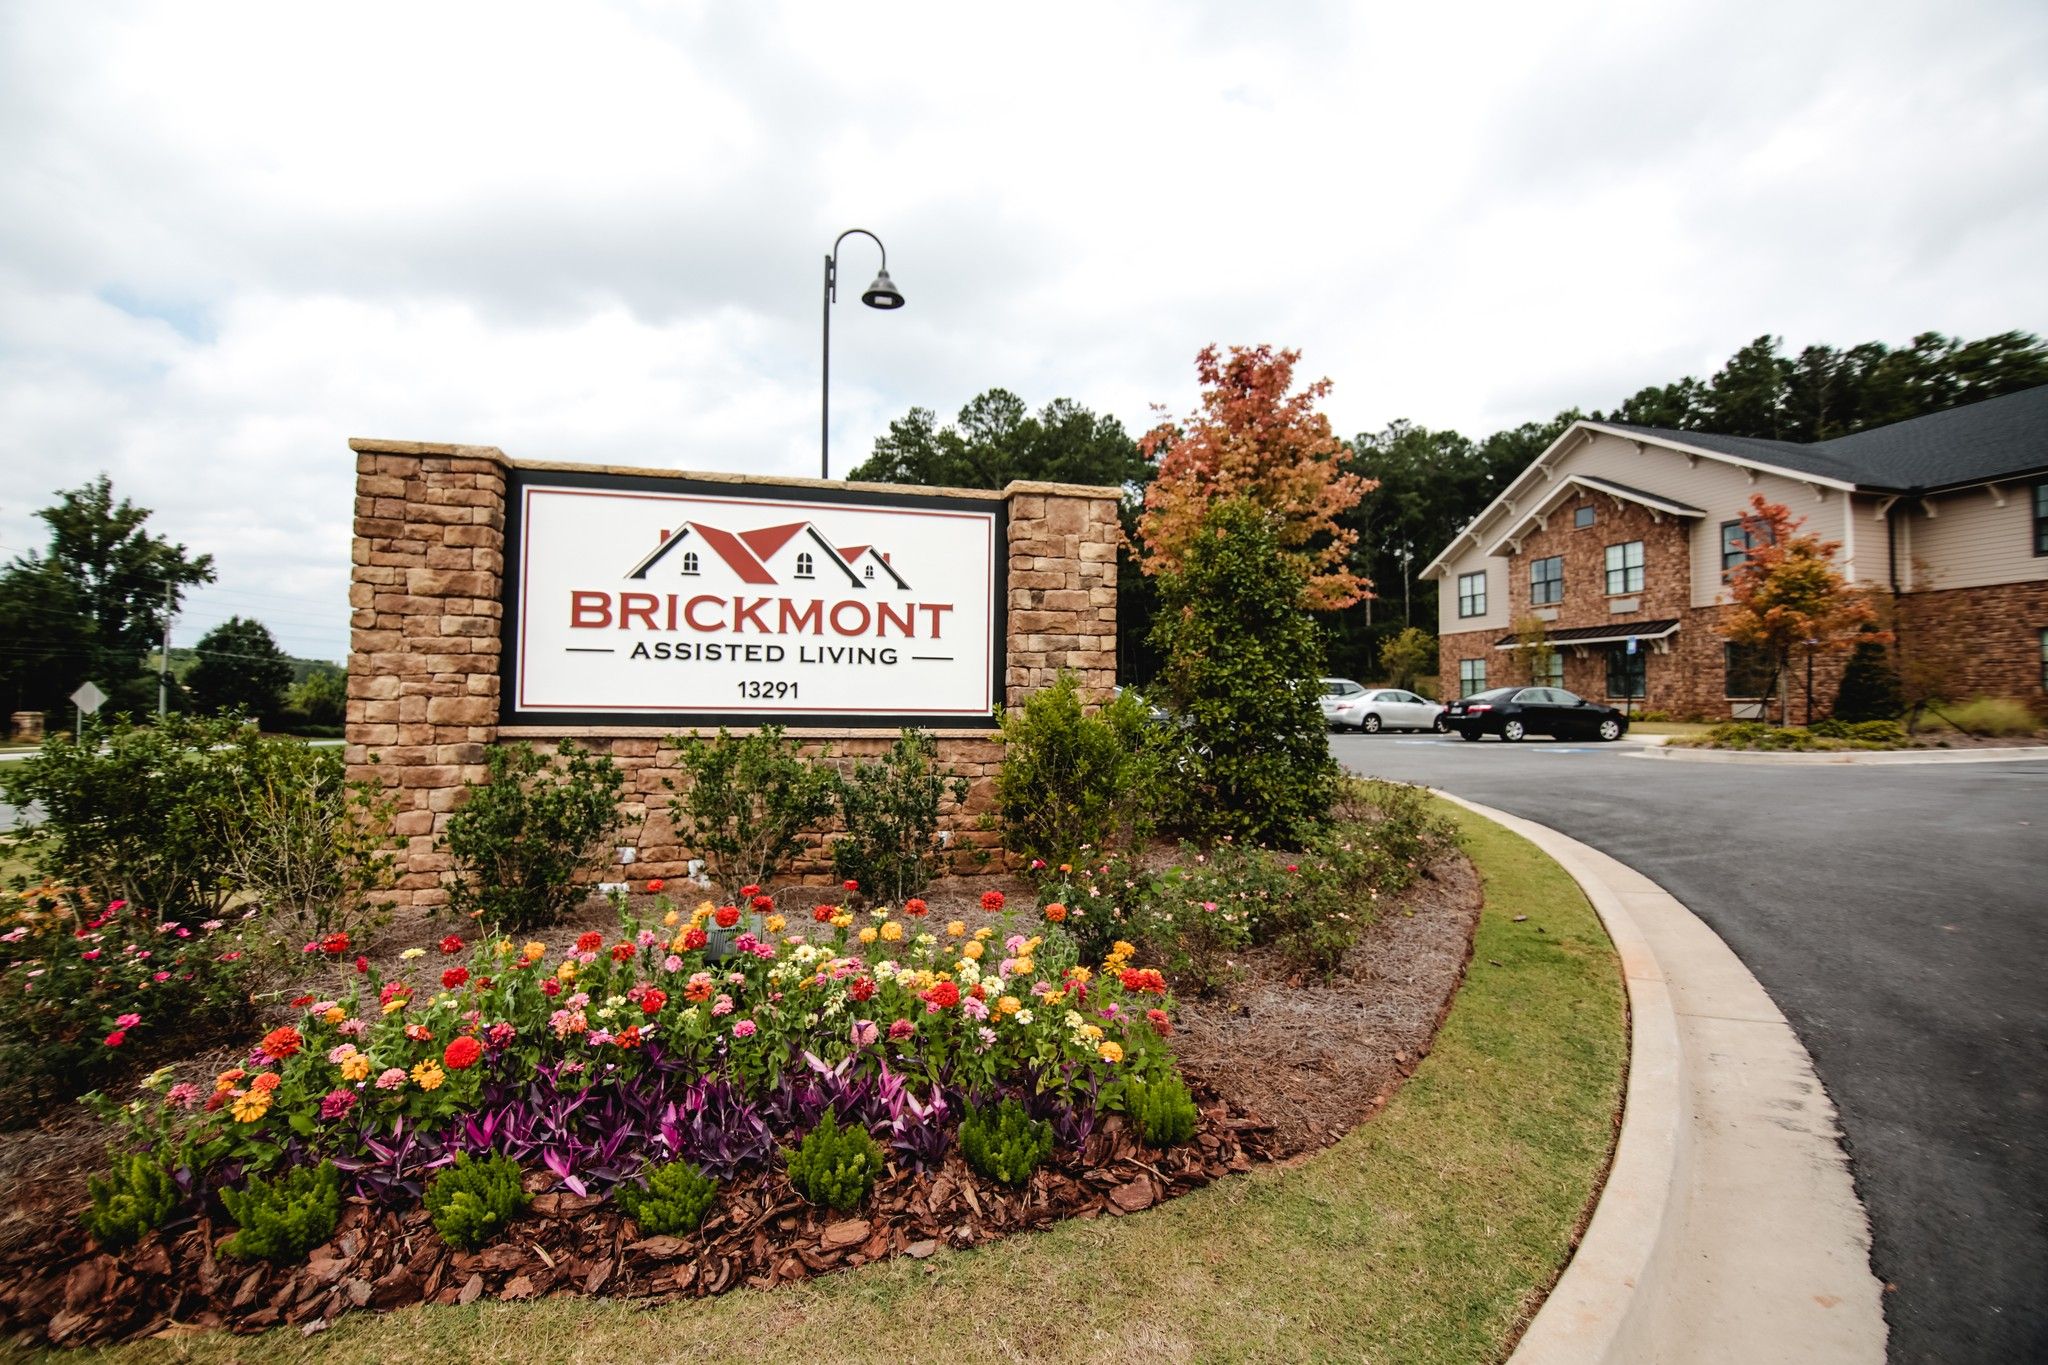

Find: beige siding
[1434,548,1511,636]
[1901,483,2048,591]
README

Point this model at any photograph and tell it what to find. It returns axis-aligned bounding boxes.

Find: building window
[1606,645,1647,699]
[795,551,815,579]
[1457,571,1487,618]
[1531,555,1563,605]
[1721,521,1751,574]
[1460,658,1487,696]
[1534,651,1564,688]
[2035,483,2048,555]
[1574,505,1595,529]
[679,551,700,575]
[1605,540,1644,595]
[1725,642,1775,698]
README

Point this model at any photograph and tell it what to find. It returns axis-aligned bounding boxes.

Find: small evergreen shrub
[1148,499,1337,844]
[615,1159,719,1236]
[784,1108,886,1212]
[440,741,624,931]
[1847,719,1909,745]
[425,1152,531,1250]
[665,727,838,901]
[1123,1073,1199,1148]
[81,1152,180,1249]
[996,674,1159,866]
[957,1097,1054,1186]
[1833,634,1903,721]
[830,729,968,903]
[218,1161,342,1261]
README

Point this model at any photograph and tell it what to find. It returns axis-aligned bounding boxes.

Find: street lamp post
[821,228,904,480]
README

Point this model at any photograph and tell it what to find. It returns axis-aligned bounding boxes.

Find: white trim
[1480,474,1705,559]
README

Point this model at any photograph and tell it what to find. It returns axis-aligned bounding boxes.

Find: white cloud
[3,0,2046,657]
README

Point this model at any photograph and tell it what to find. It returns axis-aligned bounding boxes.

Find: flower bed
[0,887,1256,1346]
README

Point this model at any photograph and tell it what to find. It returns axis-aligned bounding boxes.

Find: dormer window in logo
[627,518,913,590]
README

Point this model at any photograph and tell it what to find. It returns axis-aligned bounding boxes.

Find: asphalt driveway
[1335,732,2047,1364]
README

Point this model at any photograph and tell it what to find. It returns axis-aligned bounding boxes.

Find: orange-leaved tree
[1136,344,1373,609]
[1720,493,1888,723]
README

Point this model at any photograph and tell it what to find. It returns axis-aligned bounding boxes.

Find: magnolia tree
[1720,494,1887,723]
[1137,345,1373,610]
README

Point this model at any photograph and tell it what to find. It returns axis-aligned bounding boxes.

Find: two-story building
[1422,384,2048,721]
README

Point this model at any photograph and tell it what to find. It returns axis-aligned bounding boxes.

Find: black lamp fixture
[822,228,904,479]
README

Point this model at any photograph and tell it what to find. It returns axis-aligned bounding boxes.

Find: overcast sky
[4,0,2045,661]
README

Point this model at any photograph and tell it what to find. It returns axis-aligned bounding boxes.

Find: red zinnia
[104,1029,126,1047]
[647,878,665,893]
[290,994,315,1009]
[1043,903,1068,923]
[439,934,465,955]
[980,890,1005,911]
[610,942,634,962]
[321,932,350,956]
[714,905,740,929]
[1147,1007,1172,1037]
[740,884,761,898]
[616,1025,642,1048]
[812,904,838,924]
[922,980,961,1009]
[751,895,774,913]
[903,898,928,917]
[843,879,859,892]
[682,927,708,951]
[260,1025,304,1059]
[542,978,562,997]
[443,1036,483,1070]
[354,955,370,975]
[640,988,667,1015]
[442,966,470,990]
[576,931,605,953]
[849,976,876,1003]
[1119,968,1167,996]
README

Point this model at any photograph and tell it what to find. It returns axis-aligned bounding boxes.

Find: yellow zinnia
[1014,958,1034,976]
[946,920,967,938]
[1097,1041,1124,1064]
[879,921,904,943]
[997,995,1021,1015]
[765,914,787,933]
[663,909,680,928]
[230,1090,272,1123]
[858,927,879,945]
[340,1054,371,1083]
[830,911,854,929]
[962,940,985,961]
[411,1061,445,1091]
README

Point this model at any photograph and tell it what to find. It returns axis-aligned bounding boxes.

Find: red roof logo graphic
[627,519,909,590]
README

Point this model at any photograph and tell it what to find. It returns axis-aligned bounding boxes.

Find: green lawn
[34,802,1625,1365]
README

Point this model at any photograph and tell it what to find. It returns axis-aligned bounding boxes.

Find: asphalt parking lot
[1336,730,2048,1365]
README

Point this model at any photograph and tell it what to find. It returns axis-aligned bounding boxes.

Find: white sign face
[70,681,107,713]
[504,474,1003,725]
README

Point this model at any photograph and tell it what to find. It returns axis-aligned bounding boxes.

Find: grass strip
[40,801,1624,1365]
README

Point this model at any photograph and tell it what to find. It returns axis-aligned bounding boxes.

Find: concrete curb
[1441,795,1888,1365]
[1637,742,2048,766]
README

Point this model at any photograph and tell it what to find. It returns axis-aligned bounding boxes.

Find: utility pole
[159,579,172,719]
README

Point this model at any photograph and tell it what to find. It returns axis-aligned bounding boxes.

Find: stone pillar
[1002,482,1121,706]
[9,712,44,744]
[344,439,509,909]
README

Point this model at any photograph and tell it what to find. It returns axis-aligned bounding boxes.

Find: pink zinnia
[888,1018,916,1041]
[851,1019,878,1048]
[320,1090,358,1121]
[375,1067,407,1090]
[731,1019,757,1038]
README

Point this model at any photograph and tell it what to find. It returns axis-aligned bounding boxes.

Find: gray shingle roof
[1599,383,2048,492]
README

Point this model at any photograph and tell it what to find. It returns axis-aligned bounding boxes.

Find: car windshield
[1321,680,1362,696]
[1462,687,1517,703]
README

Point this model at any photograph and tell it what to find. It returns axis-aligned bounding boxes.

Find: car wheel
[1457,728,1481,742]
[1361,713,1381,734]
[1502,719,1526,742]
[1597,717,1623,741]
[1433,714,1448,733]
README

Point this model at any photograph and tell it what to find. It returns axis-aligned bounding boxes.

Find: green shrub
[81,1152,180,1249]
[1808,716,1852,739]
[615,1159,719,1236]
[665,727,837,901]
[0,714,250,918]
[830,729,968,903]
[217,732,397,953]
[1832,634,1902,721]
[1847,719,1908,745]
[1034,855,1152,967]
[0,886,256,1119]
[1123,1073,1199,1148]
[957,1098,1054,1186]
[784,1108,886,1212]
[996,675,1160,866]
[1376,626,1436,693]
[425,1152,531,1250]
[1140,842,1280,996]
[1148,499,1337,844]
[1931,697,2041,737]
[440,741,624,931]
[218,1162,342,1262]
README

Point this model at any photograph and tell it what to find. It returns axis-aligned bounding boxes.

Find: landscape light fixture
[821,228,904,480]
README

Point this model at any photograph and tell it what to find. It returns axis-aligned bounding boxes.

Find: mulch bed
[0,850,1481,1349]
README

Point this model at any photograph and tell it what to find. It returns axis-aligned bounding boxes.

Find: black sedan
[1442,686,1631,742]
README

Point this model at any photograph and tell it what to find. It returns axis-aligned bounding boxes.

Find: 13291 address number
[736,680,797,700]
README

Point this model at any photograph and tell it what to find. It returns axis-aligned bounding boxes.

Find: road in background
[1337,733,2047,1364]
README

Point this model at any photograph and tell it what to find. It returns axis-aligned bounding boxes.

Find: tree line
[850,329,2047,681]
[0,475,344,730]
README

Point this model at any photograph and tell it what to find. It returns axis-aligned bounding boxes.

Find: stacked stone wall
[344,440,1119,910]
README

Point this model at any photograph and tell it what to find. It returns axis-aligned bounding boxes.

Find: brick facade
[344,440,1119,909]
[1438,492,1852,723]
[1896,580,2048,715]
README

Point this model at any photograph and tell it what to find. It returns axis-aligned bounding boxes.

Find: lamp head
[860,269,905,309]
